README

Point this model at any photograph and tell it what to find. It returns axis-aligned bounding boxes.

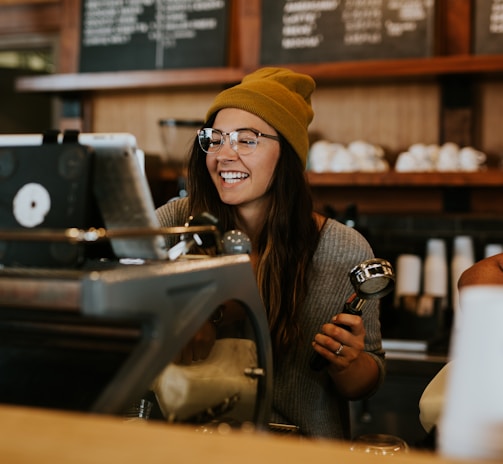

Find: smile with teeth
[220,171,249,184]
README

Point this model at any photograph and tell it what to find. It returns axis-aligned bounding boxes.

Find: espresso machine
[0,133,272,428]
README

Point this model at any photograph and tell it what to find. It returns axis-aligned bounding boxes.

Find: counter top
[382,338,449,378]
[383,338,449,363]
[0,404,494,464]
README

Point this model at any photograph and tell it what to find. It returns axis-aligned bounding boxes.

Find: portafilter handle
[309,258,395,371]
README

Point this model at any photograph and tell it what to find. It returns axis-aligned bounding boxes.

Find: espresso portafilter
[310,258,395,371]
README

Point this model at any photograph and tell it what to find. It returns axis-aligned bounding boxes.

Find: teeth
[220,171,249,182]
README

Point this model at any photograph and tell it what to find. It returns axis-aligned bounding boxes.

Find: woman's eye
[239,138,256,146]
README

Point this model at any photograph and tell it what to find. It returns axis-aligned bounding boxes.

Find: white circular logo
[13,183,51,228]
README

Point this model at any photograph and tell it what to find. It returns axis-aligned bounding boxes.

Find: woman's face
[206,108,281,211]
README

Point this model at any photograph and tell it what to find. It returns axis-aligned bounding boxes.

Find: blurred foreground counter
[0,404,488,464]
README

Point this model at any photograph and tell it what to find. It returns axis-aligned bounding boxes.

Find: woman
[156,67,385,439]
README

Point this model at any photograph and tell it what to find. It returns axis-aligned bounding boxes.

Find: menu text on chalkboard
[474,0,503,55]
[260,0,436,64]
[79,0,230,73]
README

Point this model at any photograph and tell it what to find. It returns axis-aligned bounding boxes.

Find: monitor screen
[0,132,168,266]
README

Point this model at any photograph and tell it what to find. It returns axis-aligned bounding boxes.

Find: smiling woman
[155,67,385,440]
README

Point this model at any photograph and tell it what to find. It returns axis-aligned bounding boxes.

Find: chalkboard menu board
[474,0,503,55]
[79,0,230,72]
[260,0,436,64]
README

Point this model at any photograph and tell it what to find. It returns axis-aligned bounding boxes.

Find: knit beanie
[206,67,315,168]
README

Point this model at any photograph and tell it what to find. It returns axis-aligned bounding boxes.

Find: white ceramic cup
[394,152,417,172]
[308,140,333,172]
[329,146,355,172]
[436,143,459,171]
[458,147,486,172]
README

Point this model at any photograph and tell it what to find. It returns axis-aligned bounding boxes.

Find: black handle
[309,303,362,371]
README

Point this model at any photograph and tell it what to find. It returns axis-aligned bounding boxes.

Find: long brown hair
[187,116,320,358]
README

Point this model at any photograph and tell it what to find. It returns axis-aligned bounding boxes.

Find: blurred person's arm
[458,253,503,288]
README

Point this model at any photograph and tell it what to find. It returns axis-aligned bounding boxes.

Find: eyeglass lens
[198,129,259,155]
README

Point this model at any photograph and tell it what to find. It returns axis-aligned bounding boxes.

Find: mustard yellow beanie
[206,67,315,168]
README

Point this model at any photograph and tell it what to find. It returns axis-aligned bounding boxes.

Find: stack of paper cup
[394,254,422,310]
[451,236,475,313]
[423,238,448,298]
[485,243,503,258]
[417,238,448,316]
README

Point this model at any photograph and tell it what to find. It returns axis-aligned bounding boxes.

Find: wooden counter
[0,404,495,464]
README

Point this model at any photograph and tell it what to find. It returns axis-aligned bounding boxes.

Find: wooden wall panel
[436,0,472,55]
[311,81,440,159]
[0,0,58,4]
[234,0,261,72]
[478,79,503,161]
[90,89,221,156]
[89,79,441,164]
[58,0,80,73]
[0,1,61,35]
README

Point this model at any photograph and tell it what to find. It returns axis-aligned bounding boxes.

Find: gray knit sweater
[156,197,385,440]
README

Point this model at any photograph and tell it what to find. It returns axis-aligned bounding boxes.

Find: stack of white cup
[395,238,503,318]
[394,254,422,311]
[484,243,503,258]
[450,236,475,314]
[421,238,448,315]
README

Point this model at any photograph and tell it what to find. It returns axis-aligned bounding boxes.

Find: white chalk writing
[81,0,226,67]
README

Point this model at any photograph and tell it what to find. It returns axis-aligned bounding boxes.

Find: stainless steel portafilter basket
[349,258,395,299]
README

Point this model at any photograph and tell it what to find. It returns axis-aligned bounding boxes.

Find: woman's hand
[174,321,217,365]
[312,313,379,399]
[312,313,365,371]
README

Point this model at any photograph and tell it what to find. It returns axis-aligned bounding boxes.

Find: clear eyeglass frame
[197,128,279,156]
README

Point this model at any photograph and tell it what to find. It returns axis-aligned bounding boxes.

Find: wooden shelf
[289,54,503,82]
[15,55,503,93]
[152,169,503,215]
[157,167,503,188]
[306,170,503,187]
[15,67,245,93]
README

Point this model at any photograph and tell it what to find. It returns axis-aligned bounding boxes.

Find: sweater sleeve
[155,197,191,248]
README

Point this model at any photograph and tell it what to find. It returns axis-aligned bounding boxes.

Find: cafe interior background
[2,0,503,461]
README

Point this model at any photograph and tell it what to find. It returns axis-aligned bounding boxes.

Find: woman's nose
[216,135,239,160]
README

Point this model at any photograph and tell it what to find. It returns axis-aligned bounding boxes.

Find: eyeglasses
[197,128,279,156]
